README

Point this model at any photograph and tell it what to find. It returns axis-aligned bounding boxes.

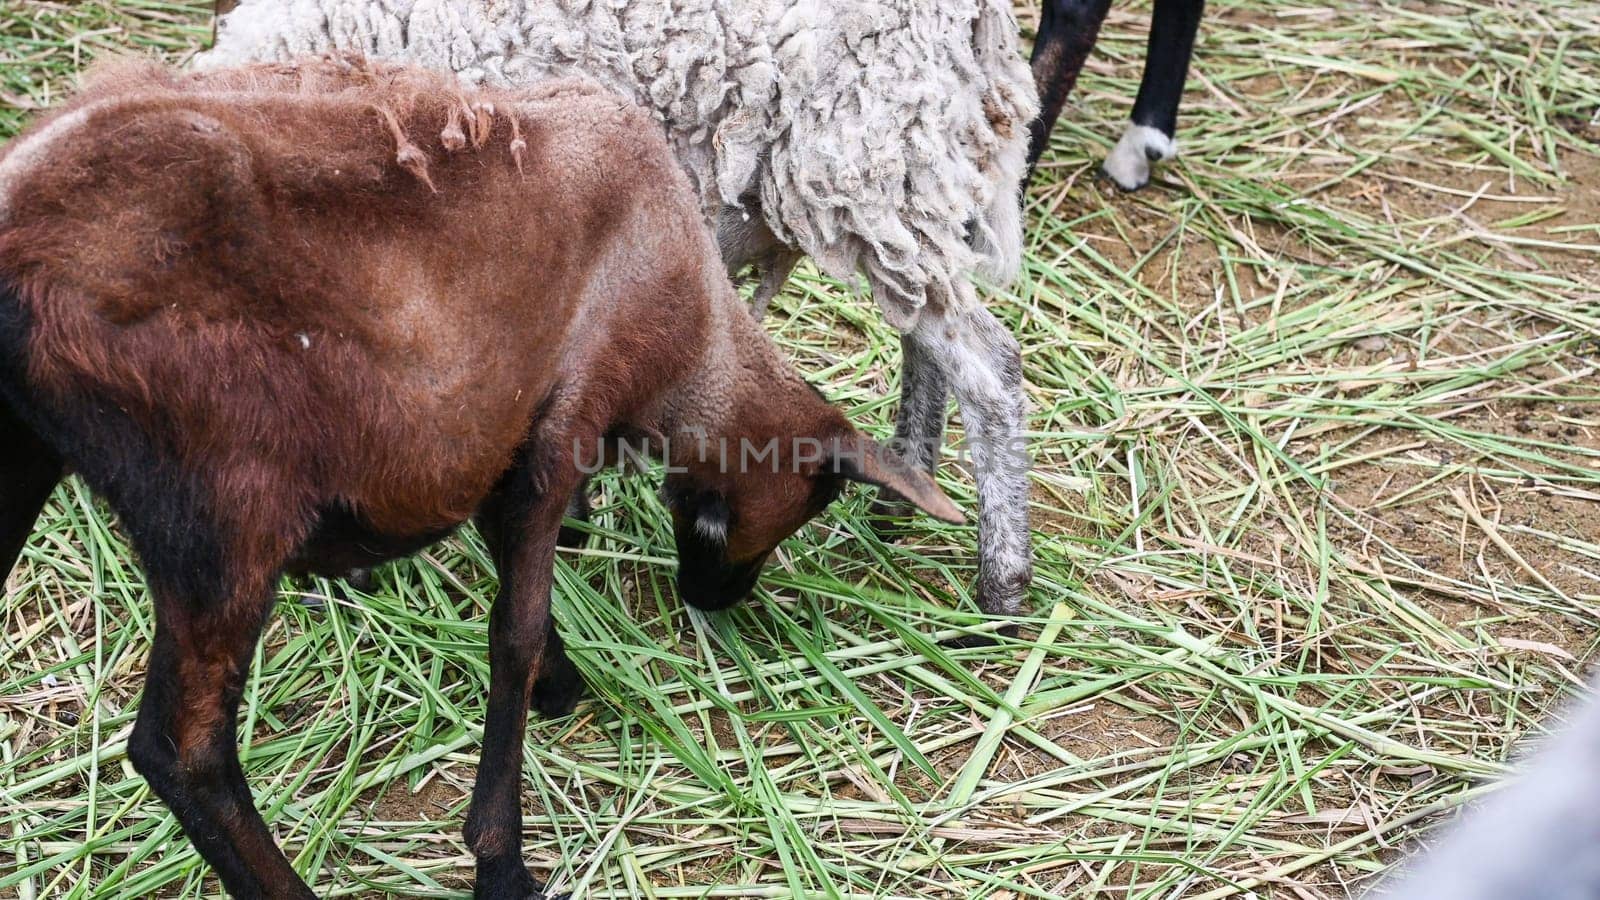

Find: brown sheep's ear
[828,433,964,525]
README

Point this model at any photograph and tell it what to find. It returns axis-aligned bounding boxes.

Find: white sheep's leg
[909,295,1032,624]
[1102,123,1177,191]
[747,249,803,319]
[869,333,950,524]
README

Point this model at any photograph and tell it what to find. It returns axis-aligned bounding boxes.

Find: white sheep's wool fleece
[203,0,1037,328]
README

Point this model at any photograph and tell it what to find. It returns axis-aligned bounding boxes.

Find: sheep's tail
[971,167,1026,288]
[968,0,1039,289]
[964,103,1030,289]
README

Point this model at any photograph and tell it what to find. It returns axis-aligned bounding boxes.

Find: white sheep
[204,0,1041,621]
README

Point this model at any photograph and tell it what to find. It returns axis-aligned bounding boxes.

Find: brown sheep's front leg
[463,452,577,900]
[475,480,589,721]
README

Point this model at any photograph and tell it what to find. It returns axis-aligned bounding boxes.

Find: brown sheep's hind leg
[128,573,317,899]
[101,438,317,898]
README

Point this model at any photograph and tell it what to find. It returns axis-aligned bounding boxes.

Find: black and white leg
[1103,0,1204,190]
[907,290,1033,623]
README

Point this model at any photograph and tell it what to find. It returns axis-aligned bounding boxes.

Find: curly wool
[203,0,1037,328]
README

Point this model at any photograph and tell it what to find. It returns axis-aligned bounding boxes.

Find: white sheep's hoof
[1102,123,1177,191]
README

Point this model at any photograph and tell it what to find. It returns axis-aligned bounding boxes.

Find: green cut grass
[3,0,1600,897]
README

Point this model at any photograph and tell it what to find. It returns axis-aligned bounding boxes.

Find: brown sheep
[0,56,958,899]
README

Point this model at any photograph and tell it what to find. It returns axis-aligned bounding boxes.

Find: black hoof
[556,525,589,550]
[558,489,592,550]
[343,567,376,593]
[531,657,583,719]
[474,855,556,899]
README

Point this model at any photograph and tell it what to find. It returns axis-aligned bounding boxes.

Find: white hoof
[1102,123,1177,191]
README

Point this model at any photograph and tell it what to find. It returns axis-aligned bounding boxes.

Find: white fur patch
[1101,123,1177,192]
[693,511,729,545]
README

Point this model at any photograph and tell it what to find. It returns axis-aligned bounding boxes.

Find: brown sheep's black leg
[0,404,62,583]
[477,481,586,722]
[464,457,575,899]
[556,486,591,551]
[534,485,588,717]
[128,579,316,899]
